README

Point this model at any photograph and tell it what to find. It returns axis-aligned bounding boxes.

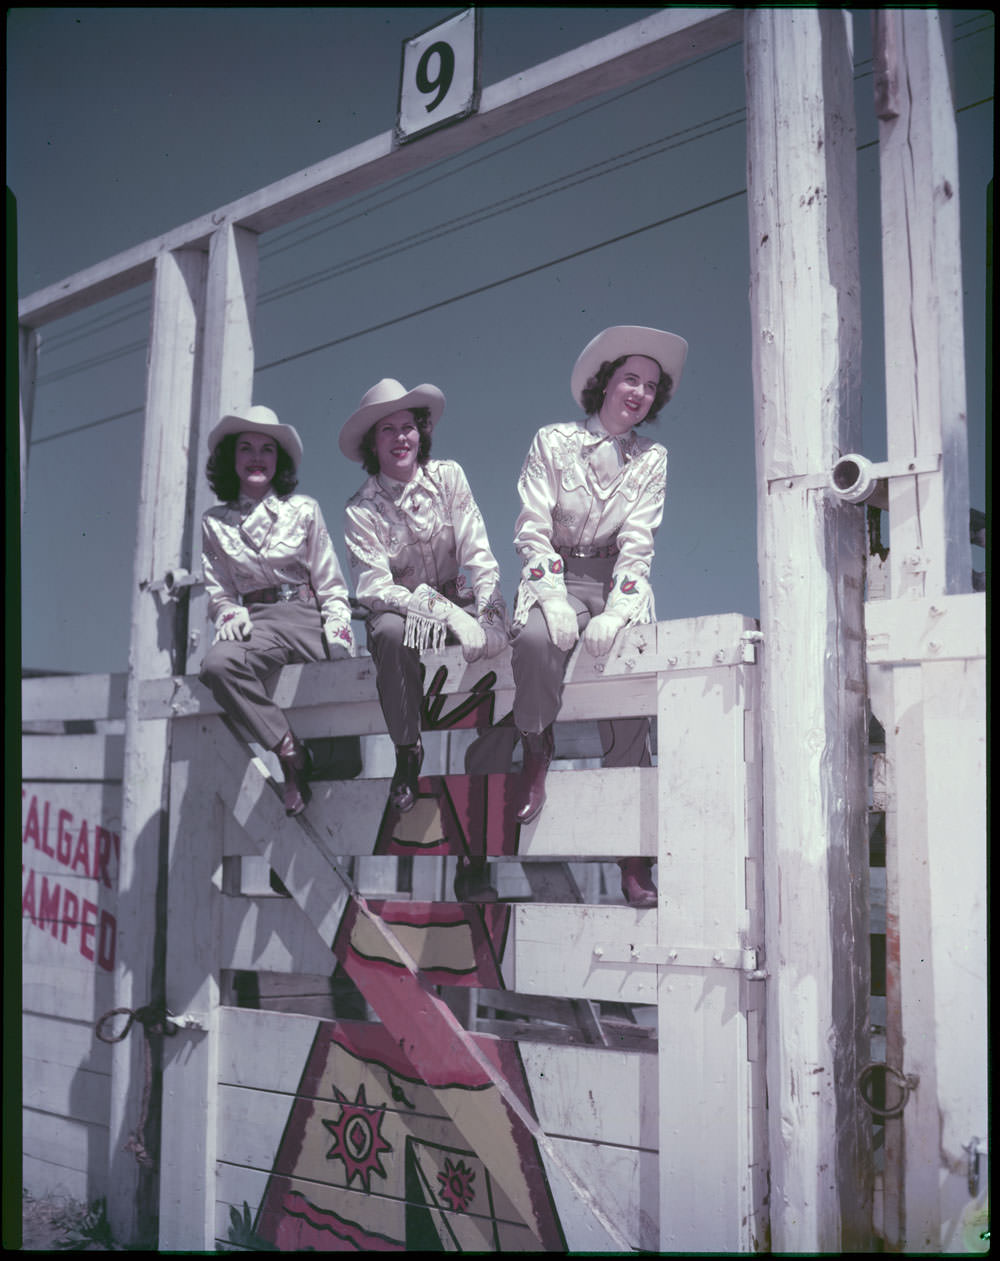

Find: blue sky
[10,8,993,675]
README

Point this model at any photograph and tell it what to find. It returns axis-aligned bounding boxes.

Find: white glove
[481,620,509,659]
[583,611,625,657]
[215,607,252,643]
[447,606,489,663]
[324,621,355,659]
[539,597,580,652]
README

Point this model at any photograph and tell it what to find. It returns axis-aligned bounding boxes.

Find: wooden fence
[23,612,769,1251]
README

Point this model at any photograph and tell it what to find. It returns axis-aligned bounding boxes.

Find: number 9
[416,41,454,113]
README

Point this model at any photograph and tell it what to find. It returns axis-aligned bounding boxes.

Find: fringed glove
[582,611,625,657]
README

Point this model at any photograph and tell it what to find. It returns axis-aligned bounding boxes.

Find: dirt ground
[19,1192,114,1251]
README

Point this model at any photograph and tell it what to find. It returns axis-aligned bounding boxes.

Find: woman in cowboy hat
[341,378,508,898]
[199,404,355,815]
[509,325,688,909]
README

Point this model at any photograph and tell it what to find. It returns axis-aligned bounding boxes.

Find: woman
[341,378,508,899]
[200,404,355,816]
[509,325,688,909]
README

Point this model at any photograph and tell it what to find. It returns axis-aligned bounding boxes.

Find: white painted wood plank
[22,1108,107,1189]
[216,1083,296,1172]
[18,9,742,327]
[509,905,659,1004]
[23,1056,110,1128]
[23,1012,112,1075]
[217,1007,321,1092]
[221,897,337,976]
[657,969,757,1252]
[542,1137,657,1253]
[21,673,127,723]
[518,1043,657,1149]
[139,614,761,723]
[21,921,116,1020]
[22,735,125,782]
[656,666,754,946]
[920,658,987,1160]
[865,592,985,664]
[220,766,656,860]
[22,1153,96,1206]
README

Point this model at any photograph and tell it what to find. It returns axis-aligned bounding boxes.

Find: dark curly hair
[206,433,299,501]
[580,356,673,424]
[359,407,433,476]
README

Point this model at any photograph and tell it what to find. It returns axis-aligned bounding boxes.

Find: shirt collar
[378,465,426,502]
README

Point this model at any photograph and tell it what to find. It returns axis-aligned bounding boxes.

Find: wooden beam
[185,224,259,675]
[108,246,207,1247]
[875,10,972,599]
[17,8,742,328]
[745,9,871,1251]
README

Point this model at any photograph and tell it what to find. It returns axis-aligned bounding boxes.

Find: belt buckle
[277,582,299,602]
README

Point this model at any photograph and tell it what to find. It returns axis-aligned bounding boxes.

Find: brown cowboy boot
[274,730,312,816]
[515,726,555,825]
[389,740,423,813]
[619,857,657,909]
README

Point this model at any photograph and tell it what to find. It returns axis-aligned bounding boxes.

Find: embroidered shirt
[344,459,507,650]
[201,491,355,652]
[513,414,668,627]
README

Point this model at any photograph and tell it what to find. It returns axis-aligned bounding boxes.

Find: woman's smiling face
[372,410,421,481]
[235,432,278,499]
[599,355,662,435]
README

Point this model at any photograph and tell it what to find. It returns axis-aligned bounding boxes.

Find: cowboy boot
[619,857,657,909]
[275,730,312,817]
[389,740,423,813]
[454,858,497,903]
[515,726,555,825]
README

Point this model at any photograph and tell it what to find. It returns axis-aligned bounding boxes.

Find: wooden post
[745,9,872,1251]
[184,223,259,675]
[108,246,206,1246]
[19,324,39,524]
[870,11,981,1250]
[874,10,972,601]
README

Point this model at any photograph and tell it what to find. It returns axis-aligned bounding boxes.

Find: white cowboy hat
[208,405,303,469]
[570,325,689,410]
[339,378,446,463]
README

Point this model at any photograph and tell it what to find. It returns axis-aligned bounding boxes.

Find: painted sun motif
[322,1083,393,1192]
[436,1156,477,1213]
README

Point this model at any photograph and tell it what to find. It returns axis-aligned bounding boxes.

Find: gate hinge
[593,943,762,973]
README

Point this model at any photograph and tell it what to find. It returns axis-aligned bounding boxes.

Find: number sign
[396,9,479,144]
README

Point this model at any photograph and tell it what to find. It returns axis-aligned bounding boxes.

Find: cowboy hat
[208,405,303,469]
[570,325,688,409]
[339,378,446,463]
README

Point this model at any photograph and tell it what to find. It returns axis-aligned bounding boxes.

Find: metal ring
[857,1061,917,1119]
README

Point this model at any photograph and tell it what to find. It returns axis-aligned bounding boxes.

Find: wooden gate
[151,613,767,1251]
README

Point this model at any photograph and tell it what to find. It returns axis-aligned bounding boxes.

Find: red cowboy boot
[275,730,312,817]
[619,857,657,909]
[515,726,555,825]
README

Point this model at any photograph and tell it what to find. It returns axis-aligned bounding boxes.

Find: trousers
[510,552,651,767]
[365,610,428,747]
[199,600,328,750]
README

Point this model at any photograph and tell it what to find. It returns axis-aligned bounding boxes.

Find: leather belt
[556,541,619,559]
[240,582,315,606]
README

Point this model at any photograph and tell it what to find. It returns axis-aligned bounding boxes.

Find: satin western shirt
[344,459,507,647]
[513,414,668,627]
[201,491,355,652]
